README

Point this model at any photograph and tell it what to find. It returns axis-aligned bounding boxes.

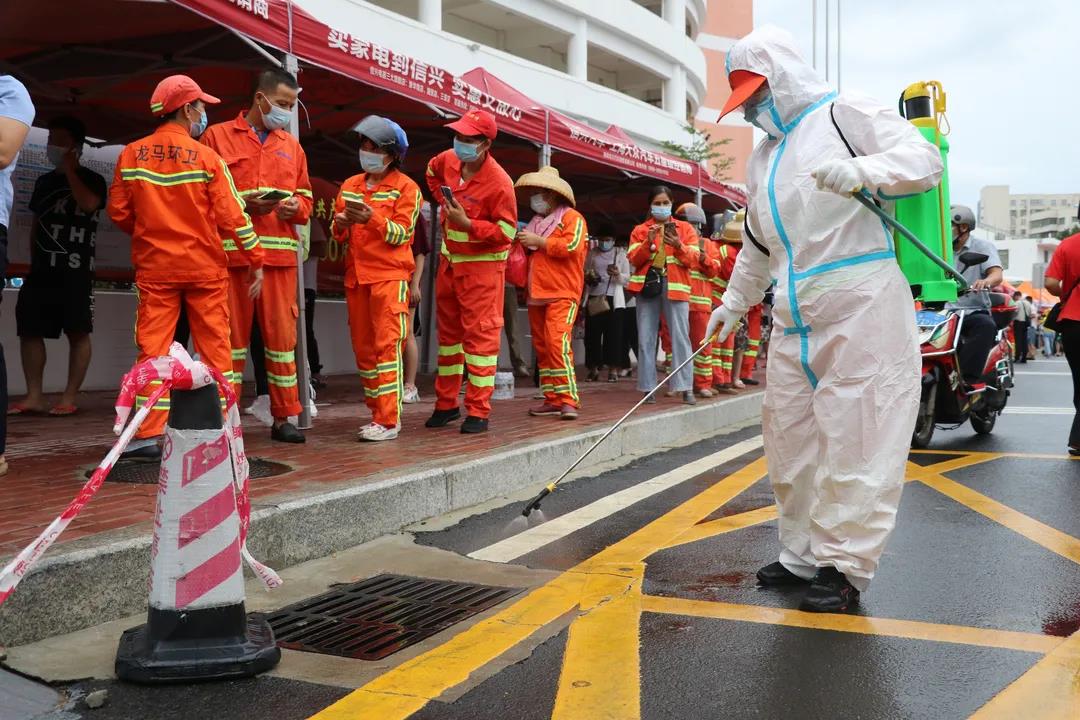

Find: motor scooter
[911,251,1016,448]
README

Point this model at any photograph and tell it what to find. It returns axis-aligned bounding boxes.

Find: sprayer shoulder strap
[830,102,883,210]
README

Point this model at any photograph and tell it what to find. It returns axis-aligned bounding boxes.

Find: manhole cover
[263,574,522,660]
[93,457,292,484]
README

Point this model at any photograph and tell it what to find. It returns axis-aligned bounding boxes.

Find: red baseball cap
[446,108,498,140]
[150,75,220,117]
[718,69,767,120]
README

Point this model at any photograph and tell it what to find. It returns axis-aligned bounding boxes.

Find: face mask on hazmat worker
[711,25,944,612]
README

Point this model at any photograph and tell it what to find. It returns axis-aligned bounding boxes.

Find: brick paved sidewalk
[0,371,763,559]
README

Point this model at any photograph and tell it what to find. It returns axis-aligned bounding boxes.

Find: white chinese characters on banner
[224,0,270,21]
[324,27,523,123]
[566,127,695,178]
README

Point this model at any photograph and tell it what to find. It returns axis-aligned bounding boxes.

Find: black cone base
[115,608,279,683]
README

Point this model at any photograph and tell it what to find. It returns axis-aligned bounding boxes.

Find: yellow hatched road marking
[642,595,1062,655]
[310,458,767,719]
[969,629,1080,718]
[663,505,778,550]
[552,563,644,720]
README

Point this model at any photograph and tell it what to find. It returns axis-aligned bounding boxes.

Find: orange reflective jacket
[627,218,697,302]
[684,229,725,313]
[527,208,587,302]
[331,168,422,285]
[709,241,738,306]
[201,114,312,268]
[108,123,262,283]
[425,149,517,275]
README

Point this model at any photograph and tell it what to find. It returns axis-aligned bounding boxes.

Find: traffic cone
[115,382,280,683]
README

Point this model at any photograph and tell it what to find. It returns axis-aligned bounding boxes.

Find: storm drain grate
[94,457,292,484]
[262,574,522,660]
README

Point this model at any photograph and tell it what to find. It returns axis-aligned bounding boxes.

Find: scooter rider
[948,204,1003,386]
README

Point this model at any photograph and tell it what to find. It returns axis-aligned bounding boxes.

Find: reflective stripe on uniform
[668,282,692,294]
[497,220,517,240]
[265,348,295,363]
[438,343,464,356]
[266,371,297,388]
[120,168,211,186]
[440,247,509,263]
[468,374,495,388]
[231,348,247,360]
[438,364,464,375]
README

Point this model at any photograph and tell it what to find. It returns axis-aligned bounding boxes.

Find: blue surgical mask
[744,91,783,138]
[189,107,208,138]
[453,138,482,163]
[358,149,388,174]
[651,204,672,220]
[259,95,292,131]
[599,239,615,251]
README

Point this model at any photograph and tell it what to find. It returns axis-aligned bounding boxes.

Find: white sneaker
[247,395,273,427]
[360,423,400,442]
[356,421,378,437]
[402,385,420,404]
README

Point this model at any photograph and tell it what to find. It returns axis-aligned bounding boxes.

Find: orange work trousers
[689,309,712,392]
[133,279,232,439]
[434,262,504,419]
[346,280,409,428]
[711,307,736,387]
[740,303,763,379]
[228,265,301,419]
[528,299,580,408]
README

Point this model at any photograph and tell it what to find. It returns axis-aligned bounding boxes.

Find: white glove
[812,159,863,196]
[706,305,741,343]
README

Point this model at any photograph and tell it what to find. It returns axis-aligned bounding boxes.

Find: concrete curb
[0,392,762,645]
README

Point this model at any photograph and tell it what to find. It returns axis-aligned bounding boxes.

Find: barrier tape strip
[0,343,281,608]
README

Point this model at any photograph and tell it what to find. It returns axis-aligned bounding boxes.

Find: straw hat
[721,209,745,243]
[514,165,575,208]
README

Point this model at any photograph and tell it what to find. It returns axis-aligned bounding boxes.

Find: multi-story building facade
[355,0,755,182]
[980,185,1080,239]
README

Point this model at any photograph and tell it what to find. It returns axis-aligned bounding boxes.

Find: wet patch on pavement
[639,612,1040,720]
[644,481,1080,634]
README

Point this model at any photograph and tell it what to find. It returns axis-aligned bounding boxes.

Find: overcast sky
[752,0,1078,215]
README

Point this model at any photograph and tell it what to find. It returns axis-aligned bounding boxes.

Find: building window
[1010,199,1017,206]
[998,249,1010,268]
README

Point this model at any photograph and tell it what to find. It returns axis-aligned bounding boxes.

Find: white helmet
[950,204,976,230]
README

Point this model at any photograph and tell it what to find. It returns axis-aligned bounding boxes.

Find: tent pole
[284,51,312,429]
[234,30,284,67]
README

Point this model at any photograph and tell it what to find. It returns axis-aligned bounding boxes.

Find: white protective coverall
[720,26,943,590]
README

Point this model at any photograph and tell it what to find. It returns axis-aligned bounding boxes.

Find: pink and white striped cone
[116,345,281,682]
[0,343,279,609]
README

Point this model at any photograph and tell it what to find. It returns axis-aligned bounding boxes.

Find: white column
[567,17,588,81]
[419,0,442,30]
[663,0,686,30]
[664,65,687,119]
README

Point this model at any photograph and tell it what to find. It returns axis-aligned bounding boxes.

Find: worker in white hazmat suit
[706,26,942,612]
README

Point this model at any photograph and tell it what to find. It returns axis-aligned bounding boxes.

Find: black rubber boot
[756,561,810,586]
[460,416,489,434]
[271,421,306,444]
[425,407,461,428]
[799,567,860,613]
[120,443,162,462]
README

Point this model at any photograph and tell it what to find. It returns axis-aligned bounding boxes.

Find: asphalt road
[36,357,1080,719]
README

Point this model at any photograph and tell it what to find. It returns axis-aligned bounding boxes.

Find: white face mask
[358,149,388,174]
[599,239,615,251]
[259,94,292,131]
[530,193,551,215]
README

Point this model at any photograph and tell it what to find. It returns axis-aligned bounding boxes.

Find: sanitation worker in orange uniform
[674,202,723,398]
[514,166,587,420]
[711,213,743,392]
[424,108,518,434]
[331,115,421,442]
[107,75,263,460]
[201,68,311,444]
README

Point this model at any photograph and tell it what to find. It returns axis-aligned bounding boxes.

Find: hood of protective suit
[725,25,832,133]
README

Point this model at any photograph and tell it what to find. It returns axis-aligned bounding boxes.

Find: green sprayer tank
[893,81,955,302]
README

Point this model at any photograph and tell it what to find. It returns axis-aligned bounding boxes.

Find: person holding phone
[514,166,587,420]
[627,186,698,405]
[108,75,263,459]
[200,68,312,444]
[424,108,517,434]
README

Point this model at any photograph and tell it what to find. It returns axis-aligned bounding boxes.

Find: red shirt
[1047,233,1080,322]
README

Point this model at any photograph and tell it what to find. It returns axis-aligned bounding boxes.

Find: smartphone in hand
[257,189,292,202]
[440,185,455,205]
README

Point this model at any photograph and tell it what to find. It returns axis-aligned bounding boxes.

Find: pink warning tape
[0,343,282,608]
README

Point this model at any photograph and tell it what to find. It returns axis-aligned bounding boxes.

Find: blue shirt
[0,75,36,229]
